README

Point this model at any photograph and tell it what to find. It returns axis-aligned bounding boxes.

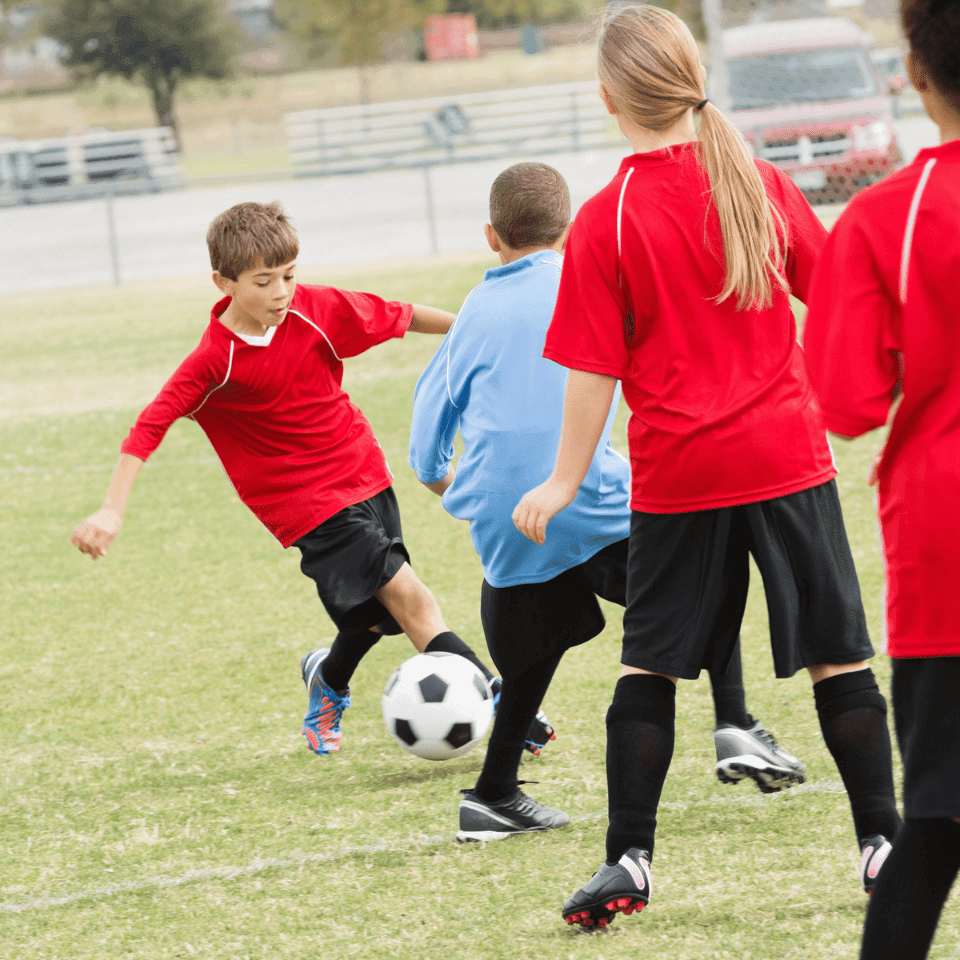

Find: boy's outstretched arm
[71,453,145,559]
[408,304,456,335]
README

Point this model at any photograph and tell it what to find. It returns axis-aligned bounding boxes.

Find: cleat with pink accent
[300,648,351,756]
[562,847,652,929]
[859,834,892,894]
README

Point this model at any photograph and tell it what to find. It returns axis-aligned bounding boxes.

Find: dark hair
[489,162,570,250]
[206,201,299,280]
[901,0,960,108]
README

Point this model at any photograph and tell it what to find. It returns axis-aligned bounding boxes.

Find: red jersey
[804,139,960,658]
[121,284,413,547]
[545,143,835,513]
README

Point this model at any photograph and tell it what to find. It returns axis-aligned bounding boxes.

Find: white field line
[1,778,845,915]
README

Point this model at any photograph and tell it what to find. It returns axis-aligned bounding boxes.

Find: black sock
[605,673,676,863]
[425,630,495,683]
[473,653,563,804]
[319,629,381,692]
[814,669,902,843]
[708,636,750,728]
[860,818,960,960]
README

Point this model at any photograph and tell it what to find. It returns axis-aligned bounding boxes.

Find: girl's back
[548,141,834,513]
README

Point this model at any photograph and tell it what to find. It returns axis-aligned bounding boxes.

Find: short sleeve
[298,285,413,359]
[120,343,221,460]
[803,204,901,437]
[543,202,630,378]
[759,162,829,302]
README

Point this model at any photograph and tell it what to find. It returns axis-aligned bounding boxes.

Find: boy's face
[215,259,297,333]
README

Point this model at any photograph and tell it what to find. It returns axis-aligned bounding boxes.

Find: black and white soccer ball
[382,652,494,760]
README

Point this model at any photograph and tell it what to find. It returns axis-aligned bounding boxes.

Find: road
[0,116,940,294]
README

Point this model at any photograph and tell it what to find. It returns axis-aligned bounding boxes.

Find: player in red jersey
[70,201,553,759]
[804,1,960,956]
[512,3,901,929]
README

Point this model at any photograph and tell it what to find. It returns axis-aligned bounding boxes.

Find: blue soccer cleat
[300,648,351,756]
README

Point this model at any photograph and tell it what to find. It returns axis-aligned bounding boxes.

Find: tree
[43,0,239,147]
[274,0,444,102]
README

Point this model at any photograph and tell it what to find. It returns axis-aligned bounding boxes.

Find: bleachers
[0,126,182,206]
[286,81,618,177]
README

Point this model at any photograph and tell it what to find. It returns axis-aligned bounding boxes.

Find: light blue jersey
[409,249,631,588]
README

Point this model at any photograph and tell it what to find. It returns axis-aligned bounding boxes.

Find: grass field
[2,259,957,960]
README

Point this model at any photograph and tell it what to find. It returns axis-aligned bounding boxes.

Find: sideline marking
[1,779,845,915]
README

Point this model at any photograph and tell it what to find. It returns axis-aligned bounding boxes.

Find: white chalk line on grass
[1,778,845,916]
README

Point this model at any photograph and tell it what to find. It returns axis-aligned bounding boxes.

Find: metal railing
[286,81,618,177]
[0,127,183,206]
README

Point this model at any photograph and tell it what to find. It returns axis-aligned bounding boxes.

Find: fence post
[104,188,122,286]
[571,89,580,152]
[422,165,439,256]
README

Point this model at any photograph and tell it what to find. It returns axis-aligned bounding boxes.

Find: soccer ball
[382,652,494,761]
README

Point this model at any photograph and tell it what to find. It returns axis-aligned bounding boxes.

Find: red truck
[723,17,901,202]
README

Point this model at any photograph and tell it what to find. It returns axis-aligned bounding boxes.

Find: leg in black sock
[707,635,750,728]
[425,630,495,684]
[860,817,960,960]
[320,628,381,692]
[814,668,902,843]
[605,673,677,862]
[473,653,563,803]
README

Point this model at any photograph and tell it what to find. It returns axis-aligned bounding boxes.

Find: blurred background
[0,0,937,291]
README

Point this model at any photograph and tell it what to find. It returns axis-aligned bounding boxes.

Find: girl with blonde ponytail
[513,2,900,930]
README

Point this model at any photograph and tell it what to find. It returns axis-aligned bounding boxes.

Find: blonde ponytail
[598,4,788,310]
[697,102,788,309]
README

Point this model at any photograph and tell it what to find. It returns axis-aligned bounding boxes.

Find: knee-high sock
[320,628,381,692]
[605,673,676,863]
[425,631,495,683]
[707,635,750,728]
[860,818,960,960]
[814,669,902,842]
[473,653,563,803]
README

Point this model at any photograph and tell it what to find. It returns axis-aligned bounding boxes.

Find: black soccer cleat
[562,847,652,930]
[456,787,569,842]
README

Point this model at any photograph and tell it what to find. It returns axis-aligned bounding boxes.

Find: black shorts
[622,480,874,680]
[294,487,409,635]
[892,656,960,819]
[480,538,629,680]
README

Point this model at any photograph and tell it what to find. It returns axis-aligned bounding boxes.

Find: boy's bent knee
[807,661,869,684]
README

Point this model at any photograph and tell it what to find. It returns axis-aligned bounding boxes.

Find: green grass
[2,260,957,959]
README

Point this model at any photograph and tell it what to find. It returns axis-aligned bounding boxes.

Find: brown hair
[489,162,570,250]
[901,0,960,110]
[598,3,787,310]
[206,201,299,280]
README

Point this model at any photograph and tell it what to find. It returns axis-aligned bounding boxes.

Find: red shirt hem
[277,474,395,548]
[629,468,837,514]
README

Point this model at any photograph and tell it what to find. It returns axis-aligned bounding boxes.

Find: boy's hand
[512,478,578,545]
[71,507,123,559]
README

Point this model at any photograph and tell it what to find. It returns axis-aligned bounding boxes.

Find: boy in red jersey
[804,2,960,956]
[70,201,551,758]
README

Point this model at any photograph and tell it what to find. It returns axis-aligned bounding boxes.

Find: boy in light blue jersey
[410,162,804,841]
